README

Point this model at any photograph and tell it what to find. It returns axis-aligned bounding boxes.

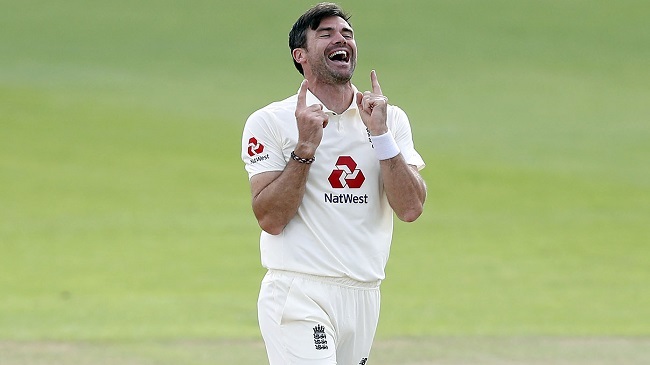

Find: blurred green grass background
[1,0,649,345]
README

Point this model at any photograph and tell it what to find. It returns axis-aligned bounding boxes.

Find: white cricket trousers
[258,269,381,365]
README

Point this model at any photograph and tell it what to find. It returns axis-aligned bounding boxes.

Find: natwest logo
[247,137,264,156]
[328,156,365,188]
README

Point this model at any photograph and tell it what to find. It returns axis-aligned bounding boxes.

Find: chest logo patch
[328,156,365,188]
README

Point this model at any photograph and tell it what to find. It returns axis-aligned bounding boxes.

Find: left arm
[357,70,427,222]
[380,157,426,222]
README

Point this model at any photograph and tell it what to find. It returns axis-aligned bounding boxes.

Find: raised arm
[356,70,427,222]
[250,80,329,234]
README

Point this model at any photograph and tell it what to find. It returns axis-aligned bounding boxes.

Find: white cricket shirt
[242,84,425,282]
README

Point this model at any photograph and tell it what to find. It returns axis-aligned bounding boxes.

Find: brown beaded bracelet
[291,151,315,164]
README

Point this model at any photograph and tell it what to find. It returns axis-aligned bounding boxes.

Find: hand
[356,70,389,135]
[294,79,328,157]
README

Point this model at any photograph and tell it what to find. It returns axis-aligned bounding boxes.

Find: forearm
[252,160,311,235]
[380,154,427,222]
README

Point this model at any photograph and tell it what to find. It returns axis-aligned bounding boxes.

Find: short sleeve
[241,109,288,179]
[388,106,425,171]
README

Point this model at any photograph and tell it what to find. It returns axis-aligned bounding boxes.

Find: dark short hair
[289,2,351,75]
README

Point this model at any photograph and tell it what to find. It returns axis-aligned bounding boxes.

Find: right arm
[250,80,327,235]
[250,160,310,235]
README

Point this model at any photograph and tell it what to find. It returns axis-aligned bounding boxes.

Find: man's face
[302,16,356,83]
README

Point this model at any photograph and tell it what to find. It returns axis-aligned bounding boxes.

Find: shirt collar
[299,83,360,116]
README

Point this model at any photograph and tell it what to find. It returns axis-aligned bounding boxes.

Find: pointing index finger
[297,79,308,110]
[371,70,383,95]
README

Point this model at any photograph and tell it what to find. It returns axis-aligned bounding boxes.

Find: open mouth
[328,50,350,63]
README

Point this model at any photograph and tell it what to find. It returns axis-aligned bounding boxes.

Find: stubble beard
[311,56,356,85]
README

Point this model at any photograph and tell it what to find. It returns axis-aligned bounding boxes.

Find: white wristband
[370,131,400,160]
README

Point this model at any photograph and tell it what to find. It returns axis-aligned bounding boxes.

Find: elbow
[253,204,287,235]
[257,216,286,236]
[397,204,424,223]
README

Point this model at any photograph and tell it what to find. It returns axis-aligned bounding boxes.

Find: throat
[309,83,354,114]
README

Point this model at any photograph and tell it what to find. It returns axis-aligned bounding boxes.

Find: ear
[292,48,306,64]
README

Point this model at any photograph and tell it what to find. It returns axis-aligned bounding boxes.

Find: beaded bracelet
[291,151,315,164]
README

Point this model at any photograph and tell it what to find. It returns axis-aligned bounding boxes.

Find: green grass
[3,338,650,365]
[1,0,649,359]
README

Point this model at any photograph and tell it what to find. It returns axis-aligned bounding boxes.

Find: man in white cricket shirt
[241,3,427,364]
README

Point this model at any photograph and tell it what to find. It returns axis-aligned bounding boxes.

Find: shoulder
[247,94,297,124]
[255,94,297,115]
[386,103,410,124]
[387,102,407,115]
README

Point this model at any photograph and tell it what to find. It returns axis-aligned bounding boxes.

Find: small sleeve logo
[247,137,265,156]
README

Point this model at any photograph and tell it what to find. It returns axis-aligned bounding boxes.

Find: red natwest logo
[328,156,365,188]
[247,137,264,156]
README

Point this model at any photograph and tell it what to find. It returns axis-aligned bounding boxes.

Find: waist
[266,269,381,289]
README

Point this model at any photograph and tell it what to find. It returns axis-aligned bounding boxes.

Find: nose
[332,31,347,45]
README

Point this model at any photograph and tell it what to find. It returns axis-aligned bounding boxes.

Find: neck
[306,78,354,114]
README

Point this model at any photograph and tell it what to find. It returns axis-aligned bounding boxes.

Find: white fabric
[242,84,425,282]
[370,130,400,160]
[258,270,380,365]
